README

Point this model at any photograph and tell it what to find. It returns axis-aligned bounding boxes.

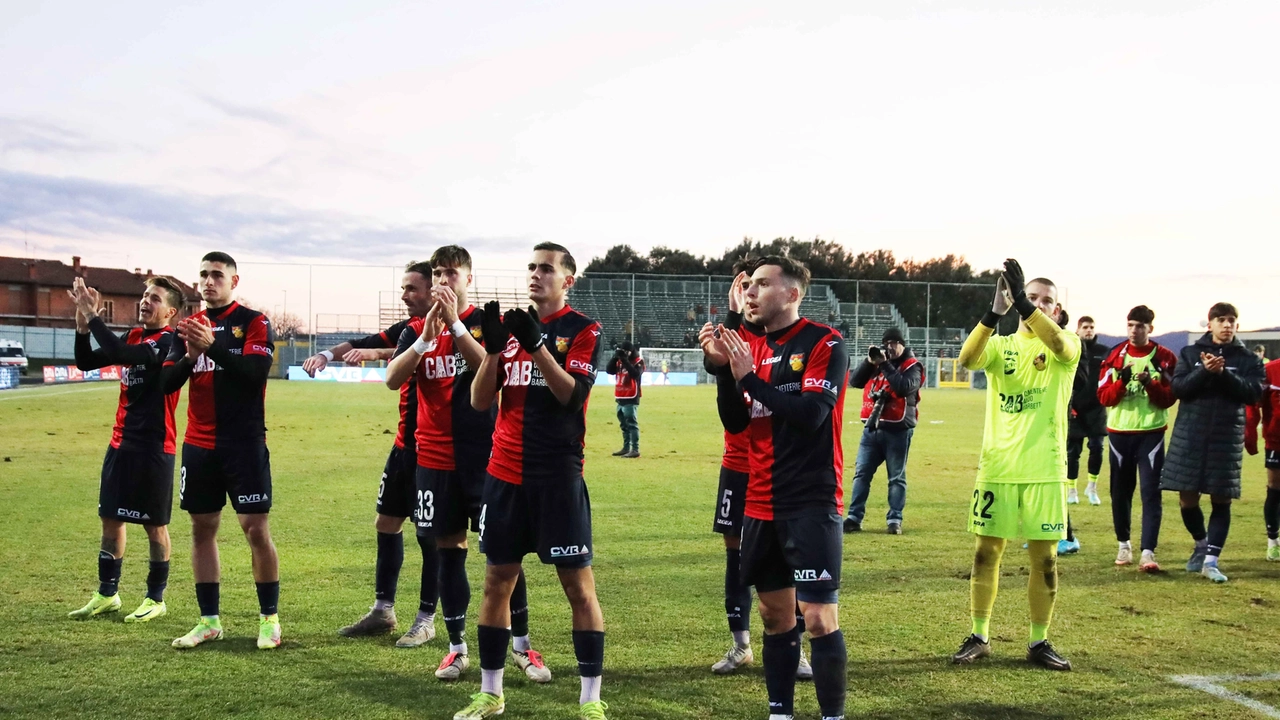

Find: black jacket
[849,347,925,431]
[1071,338,1108,414]
[1161,334,1266,497]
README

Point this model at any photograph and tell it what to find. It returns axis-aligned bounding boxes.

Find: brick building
[0,256,201,329]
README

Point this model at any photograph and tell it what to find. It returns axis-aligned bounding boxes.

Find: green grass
[1,381,1278,719]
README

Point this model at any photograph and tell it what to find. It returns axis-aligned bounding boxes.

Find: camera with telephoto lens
[866,389,890,431]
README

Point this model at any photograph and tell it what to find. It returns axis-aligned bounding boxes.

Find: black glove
[1118,365,1133,384]
[1003,258,1036,319]
[868,345,885,365]
[503,306,544,352]
[481,301,509,354]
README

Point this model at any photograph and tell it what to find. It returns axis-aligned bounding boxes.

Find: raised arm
[470,300,508,411]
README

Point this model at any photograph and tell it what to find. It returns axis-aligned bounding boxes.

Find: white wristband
[451,320,467,338]
[412,338,432,355]
[319,350,334,361]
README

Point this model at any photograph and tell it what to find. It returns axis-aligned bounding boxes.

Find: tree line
[584,238,1009,333]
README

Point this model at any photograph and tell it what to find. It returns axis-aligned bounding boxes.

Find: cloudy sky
[3,1,1277,334]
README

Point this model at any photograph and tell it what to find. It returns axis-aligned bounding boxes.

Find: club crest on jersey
[470,326,484,340]
[231,326,244,339]
[555,336,570,353]
[789,353,805,371]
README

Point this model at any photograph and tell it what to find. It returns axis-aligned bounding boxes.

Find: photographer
[844,328,924,534]
[607,341,645,458]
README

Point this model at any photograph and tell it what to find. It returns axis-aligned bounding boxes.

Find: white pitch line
[0,384,116,401]
[1170,674,1280,719]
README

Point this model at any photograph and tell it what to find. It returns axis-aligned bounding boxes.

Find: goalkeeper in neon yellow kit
[952,259,1081,672]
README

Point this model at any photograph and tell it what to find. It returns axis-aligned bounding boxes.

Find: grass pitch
[1,381,1278,719]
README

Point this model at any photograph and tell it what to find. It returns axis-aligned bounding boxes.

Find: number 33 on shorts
[967,482,1068,541]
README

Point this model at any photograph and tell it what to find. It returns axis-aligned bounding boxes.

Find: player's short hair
[1256,344,1267,354]
[533,242,576,275]
[146,276,184,312]
[1076,315,1094,326]
[1208,302,1238,321]
[1127,305,1155,324]
[429,245,472,271]
[201,251,237,272]
[403,260,433,279]
[731,256,760,276]
[754,255,810,296]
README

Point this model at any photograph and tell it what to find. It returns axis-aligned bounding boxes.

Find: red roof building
[0,255,201,329]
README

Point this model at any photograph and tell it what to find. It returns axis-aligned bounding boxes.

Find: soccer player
[384,246,550,684]
[704,256,849,720]
[66,276,183,622]
[453,243,606,720]
[1246,355,1280,559]
[307,262,441,647]
[1097,305,1178,571]
[952,260,1080,672]
[606,342,644,458]
[1067,316,1108,507]
[1161,303,1265,583]
[162,252,282,650]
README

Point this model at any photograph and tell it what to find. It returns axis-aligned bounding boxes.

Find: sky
[2,1,1278,335]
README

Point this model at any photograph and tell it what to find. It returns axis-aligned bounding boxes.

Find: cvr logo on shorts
[116,508,150,520]
[238,493,269,504]
[550,545,590,557]
[1041,522,1064,532]
[794,569,833,582]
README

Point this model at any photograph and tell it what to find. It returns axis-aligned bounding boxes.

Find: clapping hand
[699,323,728,367]
[719,328,755,381]
[992,276,1012,316]
[503,306,543,353]
[1200,352,1226,374]
[480,301,509,354]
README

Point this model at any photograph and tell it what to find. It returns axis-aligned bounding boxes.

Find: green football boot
[172,616,224,648]
[580,700,609,720]
[68,592,122,620]
[124,598,167,623]
[1268,544,1280,562]
[258,614,282,649]
[453,692,505,719]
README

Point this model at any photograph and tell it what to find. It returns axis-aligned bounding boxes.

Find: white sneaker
[711,644,753,674]
[1086,484,1101,505]
[1066,488,1079,505]
[512,648,552,683]
[396,616,436,648]
[1115,544,1133,566]
[435,651,470,681]
[1138,549,1160,572]
[796,649,813,680]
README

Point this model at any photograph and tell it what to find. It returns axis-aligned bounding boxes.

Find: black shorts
[415,464,484,538]
[712,466,748,535]
[480,473,593,568]
[99,446,175,526]
[376,445,418,518]
[1267,448,1280,471]
[741,512,843,603]
[180,442,272,515]
[1068,407,1108,440]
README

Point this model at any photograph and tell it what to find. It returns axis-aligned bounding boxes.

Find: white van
[0,339,29,374]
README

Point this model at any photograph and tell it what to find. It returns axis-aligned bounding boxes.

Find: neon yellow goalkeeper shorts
[967,481,1069,541]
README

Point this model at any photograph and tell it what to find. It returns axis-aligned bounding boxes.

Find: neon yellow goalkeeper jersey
[975,330,1081,484]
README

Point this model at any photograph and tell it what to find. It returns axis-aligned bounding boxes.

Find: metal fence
[0,325,79,360]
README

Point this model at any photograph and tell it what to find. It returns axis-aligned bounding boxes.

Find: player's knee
[436,530,467,550]
[803,606,838,636]
[757,602,793,634]
[483,564,521,596]
[973,545,1000,571]
[240,520,273,548]
[373,514,403,533]
[1178,491,1200,508]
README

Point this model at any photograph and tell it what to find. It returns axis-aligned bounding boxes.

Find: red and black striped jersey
[164,302,274,450]
[720,318,848,521]
[353,318,417,450]
[487,305,602,485]
[399,306,496,471]
[75,319,180,454]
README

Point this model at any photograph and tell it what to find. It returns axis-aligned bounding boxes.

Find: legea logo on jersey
[761,356,781,365]
[794,568,833,582]
[238,493,269,504]
[550,544,590,557]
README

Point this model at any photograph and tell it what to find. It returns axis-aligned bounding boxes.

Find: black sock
[256,581,280,616]
[1066,515,1075,543]
[762,626,801,716]
[510,569,529,638]
[195,582,220,617]
[438,547,470,645]
[1207,503,1231,558]
[810,630,848,719]
[1265,489,1280,540]
[98,551,122,597]
[572,629,605,678]
[146,560,169,602]
[477,624,511,671]
[795,605,806,636]
[725,549,751,633]
[374,531,404,604]
[1181,505,1207,541]
[416,534,439,615]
